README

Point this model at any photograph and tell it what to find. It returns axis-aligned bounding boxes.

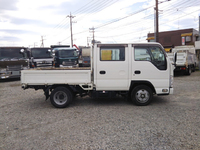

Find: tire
[131,85,153,106]
[50,87,73,108]
[192,64,196,72]
[186,66,191,75]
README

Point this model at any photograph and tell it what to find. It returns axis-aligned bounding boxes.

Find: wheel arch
[129,80,156,95]
[49,84,75,92]
[46,84,87,97]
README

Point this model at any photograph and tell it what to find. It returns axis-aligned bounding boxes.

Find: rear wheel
[186,66,191,75]
[50,87,73,108]
[131,85,153,106]
[192,64,196,72]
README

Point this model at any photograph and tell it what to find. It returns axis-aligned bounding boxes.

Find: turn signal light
[162,89,168,92]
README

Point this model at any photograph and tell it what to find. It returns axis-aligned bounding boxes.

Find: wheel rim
[53,91,68,105]
[135,89,150,103]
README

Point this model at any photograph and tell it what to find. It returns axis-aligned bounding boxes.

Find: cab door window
[100,46,125,61]
[149,46,166,70]
[134,46,167,70]
[134,48,151,61]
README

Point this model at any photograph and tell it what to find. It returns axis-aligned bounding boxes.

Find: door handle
[135,70,141,74]
[100,71,106,74]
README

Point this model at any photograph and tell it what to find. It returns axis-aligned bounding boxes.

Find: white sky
[0,0,200,47]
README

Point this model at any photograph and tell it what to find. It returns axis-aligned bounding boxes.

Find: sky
[0,0,200,47]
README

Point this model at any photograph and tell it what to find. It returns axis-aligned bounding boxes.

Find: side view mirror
[49,49,55,57]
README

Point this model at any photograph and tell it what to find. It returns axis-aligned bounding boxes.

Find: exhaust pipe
[21,84,27,89]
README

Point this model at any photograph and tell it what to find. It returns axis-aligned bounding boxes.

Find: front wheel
[131,85,153,106]
[50,87,73,108]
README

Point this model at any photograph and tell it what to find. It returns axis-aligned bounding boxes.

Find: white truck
[78,47,91,67]
[21,43,174,108]
[168,45,198,75]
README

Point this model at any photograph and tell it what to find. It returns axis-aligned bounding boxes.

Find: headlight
[62,61,68,66]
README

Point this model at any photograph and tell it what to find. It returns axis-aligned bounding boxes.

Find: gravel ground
[0,71,200,150]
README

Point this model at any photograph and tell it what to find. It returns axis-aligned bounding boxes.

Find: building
[195,41,200,63]
[147,28,199,52]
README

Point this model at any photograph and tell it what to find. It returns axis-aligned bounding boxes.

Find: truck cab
[52,47,79,67]
[93,43,172,93]
[28,47,53,68]
[0,47,28,79]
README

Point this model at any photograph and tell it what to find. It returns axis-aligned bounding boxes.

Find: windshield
[58,49,78,58]
[0,48,25,60]
[31,48,51,58]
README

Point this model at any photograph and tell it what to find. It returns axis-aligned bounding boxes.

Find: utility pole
[89,27,95,46]
[155,0,159,42]
[155,0,170,42]
[199,16,200,40]
[67,13,76,47]
[40,36,45,47]
[87,37,91,47]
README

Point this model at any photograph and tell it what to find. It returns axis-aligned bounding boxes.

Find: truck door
[95,44,129,91]
[132,45,170,94]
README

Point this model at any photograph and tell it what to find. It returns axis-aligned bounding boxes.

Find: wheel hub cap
[136,89,149,103]
[54,91,68,105]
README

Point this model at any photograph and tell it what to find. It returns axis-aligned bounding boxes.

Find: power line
[52,0,200,45]
[95,4,155,29]
[49,0,120,43]
[72,2,155,37]
[74,0,120,22]
[93,8,200,43]
[96,0,200,34]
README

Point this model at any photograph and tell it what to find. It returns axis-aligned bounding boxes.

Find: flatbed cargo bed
[29,67,91,70]
[21,67,91,85]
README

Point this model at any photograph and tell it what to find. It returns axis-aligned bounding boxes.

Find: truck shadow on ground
[24,96,169,109]
[24,94,170,109]
[70,96,128,107]
[69,95,169,107]
[150,96,169,105]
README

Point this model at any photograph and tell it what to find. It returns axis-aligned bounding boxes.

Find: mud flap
[43,86,52,100]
